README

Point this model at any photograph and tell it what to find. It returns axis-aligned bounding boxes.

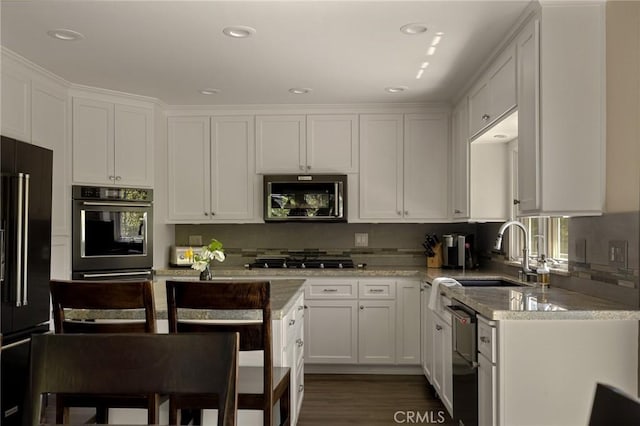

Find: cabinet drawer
[358,280,396,299]
[283,295,304,345]
[477,315,496,362]
[305,280,357,299]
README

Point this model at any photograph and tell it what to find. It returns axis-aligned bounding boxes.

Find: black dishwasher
[445,300,478,426]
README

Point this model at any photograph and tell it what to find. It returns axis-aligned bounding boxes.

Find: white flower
[189,239,225,272]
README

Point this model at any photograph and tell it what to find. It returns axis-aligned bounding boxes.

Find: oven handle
[445,305,474,325]
[79,271,153,279]
[81,201,152,208]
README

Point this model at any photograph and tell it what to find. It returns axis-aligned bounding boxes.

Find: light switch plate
[355,233,369,247]
[608,240,627,269]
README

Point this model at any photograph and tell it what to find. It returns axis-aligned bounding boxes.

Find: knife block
[427,243,443,268]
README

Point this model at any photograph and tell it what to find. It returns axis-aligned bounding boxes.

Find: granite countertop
[64,279,306,322]
[422,270,640,321]
[154,266,424,278]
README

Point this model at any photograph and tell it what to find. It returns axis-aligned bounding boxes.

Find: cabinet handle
[115,176,122,181]
[108,175,116,181]
[211,211,215,216]
[299,165,305,171]
[289,319,296,326]
[322,288,338,292]
[298,384,304,393]
[482,114,490,121]
[296,338,304,348]
[404,210,409,216]
[204,212,209,216]
[396,211,402,216]
[360,305,364,310]
[454,209,462,214]
[480,336,490,344]
[307,165,311,171]
[513,199,521,205]
[435,324,443,331]
[298,305,304,311]
[369,289,385,293]
[303,305,308,309]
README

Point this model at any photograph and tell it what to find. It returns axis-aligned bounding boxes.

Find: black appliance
[446,300,479,426]
[246,252,355,269]
[442,234,476,269]
[263,174,346,222]
[1,136,52,426]
[72,185,153,281]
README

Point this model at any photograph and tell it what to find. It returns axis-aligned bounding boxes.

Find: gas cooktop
[245,253,357,269]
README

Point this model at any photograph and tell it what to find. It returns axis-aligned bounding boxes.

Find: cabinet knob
[211,211,215,216]
[298,384,304,393]
[299,165,305,171]
[454,209,462,214]
[404,210,409,216]
[115,176,122,181]
[513,199,521,205]
[396,211,402,216]
[306,165,311,171]
[204,212,209,216]
[482,114,490,121]
[359,305,364,310]
[108,175,116,181]
[480,336,491,344]
[296,338,304,347]
[435,324,443,331]
[289,319,296,326]
[298,305,304,311]
[303,305,308,309]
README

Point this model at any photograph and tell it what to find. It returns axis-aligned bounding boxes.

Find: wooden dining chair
[166,280,291,426]
[49,279,157,424]
[26,333,239,426]
[588,383,640,425]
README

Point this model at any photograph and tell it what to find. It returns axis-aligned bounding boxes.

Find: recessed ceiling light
[47,29,84,41]
[420,62,430,69]
[385,86,408,93]
[426,46,437,56]
[289,88,312,95]
[199,88,220,95]
[416,70,424,79]
[222,26,256,38]
[400,23,428,35]
[431,34,443,46]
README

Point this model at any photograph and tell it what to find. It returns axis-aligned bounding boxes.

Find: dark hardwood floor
[44,374,455,425]
[297,374,456,426]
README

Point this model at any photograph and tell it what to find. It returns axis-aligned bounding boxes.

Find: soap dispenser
[537,254,550,288]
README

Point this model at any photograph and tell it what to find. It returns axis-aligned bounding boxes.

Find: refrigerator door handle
[15,173,24,307]
[22,173,30,306]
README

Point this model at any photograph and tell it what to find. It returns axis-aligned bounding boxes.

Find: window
[510,216,569,268]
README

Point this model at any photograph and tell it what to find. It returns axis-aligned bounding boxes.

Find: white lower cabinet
[477,316,497,426]
[431,308,453,417]
[420,282,433,379]
[304,278,420,367]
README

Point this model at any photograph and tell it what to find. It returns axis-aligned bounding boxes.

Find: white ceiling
[1,0,533,106]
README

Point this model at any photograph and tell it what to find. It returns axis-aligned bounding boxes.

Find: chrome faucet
[494,220,533,275]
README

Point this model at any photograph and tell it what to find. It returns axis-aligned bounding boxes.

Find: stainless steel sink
[537,302,567,311]
[455,278,524,288]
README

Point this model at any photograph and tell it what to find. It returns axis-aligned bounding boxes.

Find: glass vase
[199,264,213,280]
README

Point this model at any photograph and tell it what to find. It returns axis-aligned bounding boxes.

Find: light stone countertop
[64,279,306,322]
[153,266,640,321]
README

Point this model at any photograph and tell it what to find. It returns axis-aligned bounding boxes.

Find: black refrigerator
[0,136,52,426]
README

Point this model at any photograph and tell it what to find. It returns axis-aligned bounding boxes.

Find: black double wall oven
[72,185,153,281]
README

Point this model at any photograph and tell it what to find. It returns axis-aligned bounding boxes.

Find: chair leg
[147,394,160,424]
[96,405,109,424]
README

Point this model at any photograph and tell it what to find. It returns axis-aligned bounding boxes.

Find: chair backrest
[27,333,239,426]
[50,279,157,333]
[166,280,273,404]
[588,383,640,425]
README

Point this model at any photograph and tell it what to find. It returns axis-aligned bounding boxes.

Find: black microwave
[263,174,347,222]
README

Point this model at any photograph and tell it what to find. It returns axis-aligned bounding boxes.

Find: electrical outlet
[355,233,369,247]
[608,240,627,269]
[188,235,203,246]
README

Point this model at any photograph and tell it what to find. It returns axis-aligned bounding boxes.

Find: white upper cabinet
[306,114,358,173]
[72,96,153,187]
[256,114,358,174]
[451,100,470,220]
[359,113,449,222]
[167,115,257,223]
[1,58,31,141]
[516,3,605,216]
[469,44,516,138]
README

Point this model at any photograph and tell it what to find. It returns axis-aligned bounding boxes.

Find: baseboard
[304,364,424,375]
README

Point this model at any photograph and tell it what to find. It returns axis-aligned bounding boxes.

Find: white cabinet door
[306,114,358,173]
[451,100,469,220]
[478,353,497,426]
[359,114,403,220]
[1,58,31,141]
[72,97,114,185]
[167,116,211,221]
[469,141,510,222]
[403,113,449,221]
[304,299,358,364]
[255,115,306,173]
[358,300,396,364]
[421,283,433,380]
[432,312,453,417]
[396,281,421,365]
[469,45,516,138]
[210,116,256,220]
[31,78,69,237]
[114,104,153,187]
[516,18,540,213]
